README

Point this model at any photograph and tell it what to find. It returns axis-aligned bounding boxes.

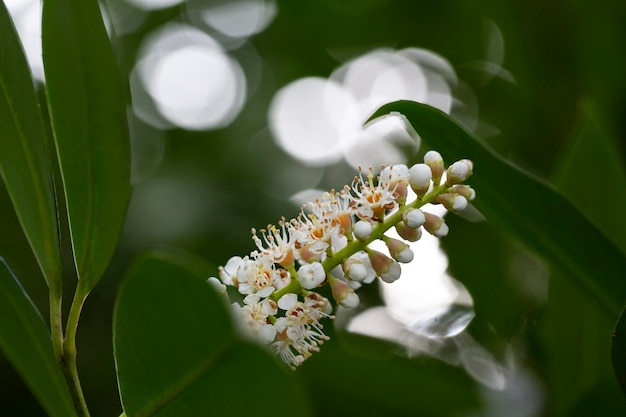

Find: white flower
[272,294,331,368]
[232,295,277,344]
[252,220,295,267]
[218,256,244,286]
[236,252,278,298]
[350,167,398,221]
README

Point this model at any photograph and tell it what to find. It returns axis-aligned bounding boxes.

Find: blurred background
[2,0,626,415]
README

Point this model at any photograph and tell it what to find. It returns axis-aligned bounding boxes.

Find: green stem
[322,184,447,272]
[61,280,91,417]
[272,277,303,300]
[48,269,64,363]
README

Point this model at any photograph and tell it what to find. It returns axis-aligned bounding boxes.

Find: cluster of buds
[210,150,475,368]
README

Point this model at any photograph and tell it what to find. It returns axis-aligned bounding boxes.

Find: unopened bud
[409,163,432,196]
[436,193,468,211]
[452,184,476,201]
[367,250,401,283]
[353,220,373,241]
[384,237,414,263]
[423,212,449,237]
[329,277,360,308]
[445,159,473,185]
[342,257,368,282]
[297,262,326,289]
[424,151,444,185]
[403,208,425,229]
[395,221,422,242]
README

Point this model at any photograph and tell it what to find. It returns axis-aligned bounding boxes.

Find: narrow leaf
[0,259,77,417]
[42,0,131,289]
[0,0,61,285]
[114,249,311,417]
[367,101,626,316]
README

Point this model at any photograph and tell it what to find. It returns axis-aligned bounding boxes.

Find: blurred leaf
[0,1,61,285]
[552,98,626,254]
[564,375,626,416]
[536,98,626,413]
[612,307,626,397]
[113,249,311,417]
[301,331,482,417]
[0,259,77,417]
[42,0,131,290]
[367,101,626,316]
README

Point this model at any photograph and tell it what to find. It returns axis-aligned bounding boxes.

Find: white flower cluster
[212,150,475,368]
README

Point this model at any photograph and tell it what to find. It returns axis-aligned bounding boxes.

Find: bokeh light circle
[132,24,246,130]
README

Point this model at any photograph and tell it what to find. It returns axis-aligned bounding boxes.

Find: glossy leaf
[612,307,626,397]
[0,1,61,285]
[540,98,626,411]
[114,249,311,417]
[552,98,626,254]
[367,101,626,316]
[0,259,77,417]
[42,0,131,289]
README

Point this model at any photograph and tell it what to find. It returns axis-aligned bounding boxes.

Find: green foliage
[42,0,131,290]
[0,259,77,417]
[113,249,311,417]
[0,0,61,286]
[368,101,626,316]
[549,98,626,413]
[552,98,626,254]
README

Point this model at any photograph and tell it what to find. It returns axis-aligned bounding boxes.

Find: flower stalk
[213,151,476,368]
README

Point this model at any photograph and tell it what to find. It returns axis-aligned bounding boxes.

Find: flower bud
[445,159,473,185]
[452,184,476,201]
[367,250,401,283]
[297,262,326,289]
[395,221,422,242]
[342,257,369,282]
[423,212,449,237]
[403,208,425,229]
[436,193,468,211]
[384,237,414,263]
[329,277,360,308]
[353,220,373,241]
[424,150,444,185]
[409,163,432,197]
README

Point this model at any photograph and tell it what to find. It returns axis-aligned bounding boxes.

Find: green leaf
[0,1,61,285]
[302,333,481,417]
[537,98,626,412]
[612,306,626,397]
[552,98,626,254]
[42,0,131,290]
[114,249,311,417]
[367,100,626,316]
[0,259,77,417]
